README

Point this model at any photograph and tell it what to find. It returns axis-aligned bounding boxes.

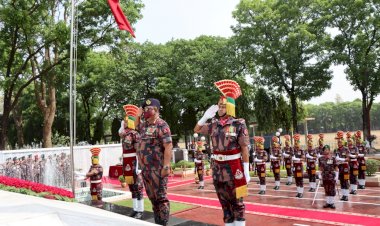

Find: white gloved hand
[243,162,250,183]
[336,156,345,161]
[198,105,219,125]
[358,153,364,157]
[270,155,277,160]
[292,156,300,161]
[317,171,322,180]
[254,157,262,163]
[136,157,142,175]
[317,153,321,158]
[283,153,289,157]
[118,121,125,134]
[334,171,339,182]
[194,159,201,163]
[349,154,357,158]
[306,153,313,159]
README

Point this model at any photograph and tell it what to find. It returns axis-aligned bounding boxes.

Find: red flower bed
[0,176,74,198]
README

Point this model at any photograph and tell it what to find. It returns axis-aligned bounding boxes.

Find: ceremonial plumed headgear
[123,104,139,130]
[214,79,242,117]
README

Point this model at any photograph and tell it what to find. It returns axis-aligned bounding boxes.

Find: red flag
[107,0,136,38]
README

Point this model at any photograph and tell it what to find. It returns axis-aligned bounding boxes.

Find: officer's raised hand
[197,105,219,125]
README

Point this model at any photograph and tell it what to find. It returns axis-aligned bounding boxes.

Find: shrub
[118,175,125,183]
[366,159,380,176]
[175,160,195,168]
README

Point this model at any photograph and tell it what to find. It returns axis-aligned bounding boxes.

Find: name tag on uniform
[327,159,333,164]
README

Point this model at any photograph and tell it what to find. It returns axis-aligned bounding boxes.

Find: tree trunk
[0,97,11,150]
[290,94,298,133]
[361,92,372,141]
[12,103,24,148]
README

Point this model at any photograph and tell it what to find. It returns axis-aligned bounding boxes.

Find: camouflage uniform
[319,155,338,208]
[121,128,144,200]
[293,146,305,198]
[270,145,281,190]
[306,147,318,192]
[282,145,293,185]
[195,150,205,188]
[356,142,367,189]
[335,146,350,201]
[138,118,172,225]
[88,164,103,202]
[255,146,268,194]
[348,145,359,194]
[200,117,250,223]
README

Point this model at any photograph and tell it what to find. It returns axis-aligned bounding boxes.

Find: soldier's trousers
[142,170,170,225]
[285,158,292,176]
[257,163,266,185]
[90,182,103,201]
[307,162,316,183]
[349,161,358,185]
[271,161,280,181]
[213,179,245,223]
[338,164,350,189]
[358,157,366,180]
[197,169,204,182]
[323,179,336,196]
[128,173,144,200]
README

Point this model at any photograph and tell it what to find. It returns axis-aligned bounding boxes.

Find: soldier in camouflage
[255,136,268,195]
[194,79,250,226]
[270,136,282,190]
[305,134,318,192]
[282,135,293,185]
[346,132,359,195]
[193,133,206,189]
[119,104,144,219]
[136,98,172,226]
[318,145,339,209]
[334,131,350,201]
[292,134,305,198]
[355,131,367,189]
[86,147,103,206]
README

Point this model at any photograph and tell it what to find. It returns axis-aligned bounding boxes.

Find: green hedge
[175,160,195,168]
[366,159,380,176]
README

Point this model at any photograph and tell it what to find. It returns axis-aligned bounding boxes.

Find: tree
[320,0,380,139]
[0,0,143,149]
[232,0,333,132]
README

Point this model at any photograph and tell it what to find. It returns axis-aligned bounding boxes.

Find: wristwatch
[163,165,169,171]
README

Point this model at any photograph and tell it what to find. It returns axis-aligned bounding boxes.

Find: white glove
[306,153,314,159]
[270,155,277,160]
[358,153,364,157]
[317,171,322,180]
[349,154,357,158]
[194,159,201,163]
[334,171,339,182]
[198,105,219,125]
[336,156,345,161]
[254,157,262,163]
[282,153,289,157]
[243,162,250,183]
[118,121,125,134]
[317,153,321,158]
[135,157,141,175]
[292,156,300,161]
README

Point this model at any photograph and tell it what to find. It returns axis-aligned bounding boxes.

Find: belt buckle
[217,155,224,161]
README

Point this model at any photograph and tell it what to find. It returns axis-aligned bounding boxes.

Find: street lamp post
[304,118,315,146]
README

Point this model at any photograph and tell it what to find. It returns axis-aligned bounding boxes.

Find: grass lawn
[113,199,196,213]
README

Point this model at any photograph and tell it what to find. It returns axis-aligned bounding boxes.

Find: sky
[133,0,380,105]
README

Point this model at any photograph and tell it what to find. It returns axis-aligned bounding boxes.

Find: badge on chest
[327,159,333,164]
[145,126,156,136]
[225,126,237,137]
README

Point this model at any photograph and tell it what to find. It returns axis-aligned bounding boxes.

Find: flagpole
[69,0,76,199]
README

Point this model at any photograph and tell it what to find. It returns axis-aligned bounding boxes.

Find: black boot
[274,186,279,190]
[323,203,330,208]
[310,188,316,192]
[342,195,348,201]
[350,190,357,195]
[296,193,300,198]
[298,193,303,198]
[258,190,265,195]
[134,212,143,219]
[129,211,137,217]
[358,185,364,189]
[308,188,313,192]
[330,204,336,209]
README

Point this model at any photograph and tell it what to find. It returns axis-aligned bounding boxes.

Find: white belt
[308,160,315,162]
[350,159,358,162]
[90,180,102,184]
[123,153,136,158]
[213,153,241,162]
